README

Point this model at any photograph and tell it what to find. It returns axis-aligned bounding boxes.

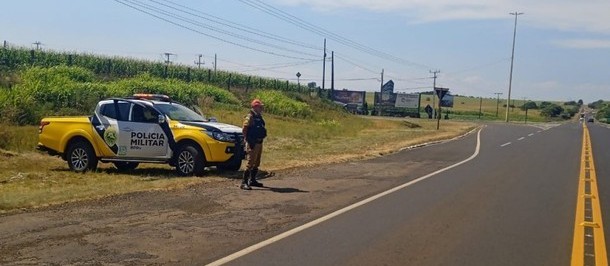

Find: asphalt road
[214,122,610,266]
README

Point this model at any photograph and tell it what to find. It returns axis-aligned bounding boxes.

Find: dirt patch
[0,131,477,265]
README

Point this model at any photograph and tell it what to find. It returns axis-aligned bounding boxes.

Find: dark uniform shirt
[243,109,266,147]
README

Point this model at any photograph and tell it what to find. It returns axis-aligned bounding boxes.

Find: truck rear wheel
[175,145,205,176]
[66,140,98,173]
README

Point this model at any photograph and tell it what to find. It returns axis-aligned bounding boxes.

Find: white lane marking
[528,133,534,137]
[518,137,525,141]
[207,130,483,266]
[501,142,512,147]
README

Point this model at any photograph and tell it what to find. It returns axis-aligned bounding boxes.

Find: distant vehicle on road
[587,118,594,123]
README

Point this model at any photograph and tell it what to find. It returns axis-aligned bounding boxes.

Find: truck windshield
[155,103,206,122]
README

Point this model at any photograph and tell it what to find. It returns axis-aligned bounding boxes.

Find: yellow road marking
[571,124,607,266]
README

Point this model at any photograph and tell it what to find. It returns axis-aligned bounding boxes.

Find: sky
[2,0,610,103]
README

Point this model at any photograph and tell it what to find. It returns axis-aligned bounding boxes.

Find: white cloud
[552,39,610,49]
[272,0,610,35]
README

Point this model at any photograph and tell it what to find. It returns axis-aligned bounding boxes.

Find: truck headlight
[205,131,233,142]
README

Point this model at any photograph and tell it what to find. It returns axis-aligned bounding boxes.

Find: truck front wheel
[175,145,205,176]
[66,140,98,173]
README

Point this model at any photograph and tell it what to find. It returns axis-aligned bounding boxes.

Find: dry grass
[0,152,213,211]
[0,114,475,212]
[262,118,474,170]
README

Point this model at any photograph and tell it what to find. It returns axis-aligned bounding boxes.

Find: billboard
[395,94,420,108]
[374,92,397,106]
[440,94,454,108]
[332,90,365,105]
[380,80,394,103]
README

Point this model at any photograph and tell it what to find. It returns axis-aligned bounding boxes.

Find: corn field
[0,45,308,93]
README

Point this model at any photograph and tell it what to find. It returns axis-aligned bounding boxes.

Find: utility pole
[380,68,384,90]
[494,92,503,117]
[322,38,326,91]
[430,70,440,118]
[506,11,524,123]
[522,97,528,123]
[331,51,335,95]
[33,41,43,50]
[194,54,204,69]
[163,52,174,78]
[479,97,483,119]
[214,53,217,72]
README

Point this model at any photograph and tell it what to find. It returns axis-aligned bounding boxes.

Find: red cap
[251,99,264,107]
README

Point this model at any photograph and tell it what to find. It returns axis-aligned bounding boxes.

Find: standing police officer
[241,99,267,190]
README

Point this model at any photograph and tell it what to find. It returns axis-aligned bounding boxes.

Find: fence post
[30,49,35,65]
[187,67,191,82]
[246,76,251,93]
[208,69,212,82]
[286,80,289,91]
[67,54,73,66]
[107,59,112,75]
[259,77,262,89]
[227,74,232,90]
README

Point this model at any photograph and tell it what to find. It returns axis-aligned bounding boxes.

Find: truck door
[94,101,131,156]
[116,103,169,159]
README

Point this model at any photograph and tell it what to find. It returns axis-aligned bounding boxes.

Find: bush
[595,105,610,121]
[521,101,538,110]
[253,90,312,118]
[539,101,553,109]
[540,104,564,118]
[110,74,240,106]
[0,68,241,124]
[588,100,606,109]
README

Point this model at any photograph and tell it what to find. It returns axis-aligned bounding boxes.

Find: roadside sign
[440,94,454,108]
[435,87,449,100]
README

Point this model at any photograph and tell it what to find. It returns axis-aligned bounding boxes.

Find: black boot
[240,169,251,190]
[249,168,263,187]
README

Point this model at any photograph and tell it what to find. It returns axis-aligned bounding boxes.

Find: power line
[238,60,320,72]
[238,0,432,69]
[334,53,379,75]
[122,0,319,58]
[113,0,318,61]
[150,0,322,51]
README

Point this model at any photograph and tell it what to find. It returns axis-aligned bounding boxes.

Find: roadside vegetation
[588,100,610,123]
[0,43,584,212]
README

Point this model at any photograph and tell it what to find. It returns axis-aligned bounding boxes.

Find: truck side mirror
[158,114,166,124]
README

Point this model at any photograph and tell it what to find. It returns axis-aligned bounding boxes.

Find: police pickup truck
[37,94,244,176]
